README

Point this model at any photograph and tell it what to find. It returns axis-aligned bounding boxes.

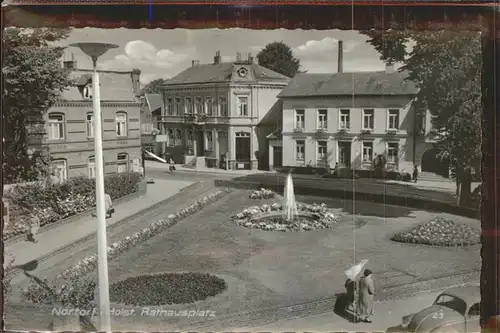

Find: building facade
[27,61,143,182]
[271,66,440,174]
[159,52,290,170]
[140,93,162,156]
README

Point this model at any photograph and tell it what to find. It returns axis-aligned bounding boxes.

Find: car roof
[441,285,480,304]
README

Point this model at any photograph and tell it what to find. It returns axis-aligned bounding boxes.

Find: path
[4,178,193,270]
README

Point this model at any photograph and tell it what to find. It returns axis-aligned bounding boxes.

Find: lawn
[101,190,479,330]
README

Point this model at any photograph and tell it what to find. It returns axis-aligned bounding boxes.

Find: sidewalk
[145,160,271,176]
[236,290,442,332]
[4,178,193,269]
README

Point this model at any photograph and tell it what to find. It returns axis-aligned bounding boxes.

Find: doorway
[273,146,283,168]
[338,141,352,168]
[196,130,204,156]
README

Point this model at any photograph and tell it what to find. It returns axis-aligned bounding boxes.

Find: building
[271,50,440,174]
[27,59,143,182]
[158,51,290,170]
[140,93,162,156]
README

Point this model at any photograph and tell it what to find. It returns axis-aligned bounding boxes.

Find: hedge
[3,172,142,239]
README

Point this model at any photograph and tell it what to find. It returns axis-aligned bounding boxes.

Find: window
[167,129,174,147]
[388,109,400,130]
[434,294,467,315]
[206,97,213,116]
[115,112,128,137]
[195,97,204,114]
[206,131,214,150]
[387,142,399,163]
[47,113,65,140]
[52,159,67,183]
[86,113,94,139]
[175,129,182,145]
[468,303,480,317]
[238,96,248,116]
[363,109,374,130]
[362,142,373,162]
[295,109,305,129]
[219,97,228,117]
[88,157,96,178]
[185,97,194,114]
[340,109,350,129]
[117,153,129,173]
[295,140,305,161]
[174,98,182,115]
[166,98,174,115]
[317,141,327,160]
[317,109,327,129]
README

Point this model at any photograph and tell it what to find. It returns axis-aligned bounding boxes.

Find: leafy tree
[140,78,167,95]
[2,27,72,183]
[257,41,301,78]
[361,30,481,206]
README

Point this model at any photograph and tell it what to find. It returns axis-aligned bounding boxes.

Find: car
[401,285,480,333]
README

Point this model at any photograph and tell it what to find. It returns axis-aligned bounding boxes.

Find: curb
[4,181,150,244]
[5,181,204,279]
[215,180,479,219]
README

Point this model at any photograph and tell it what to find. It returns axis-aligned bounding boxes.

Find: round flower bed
[109,273,227,306]
[232,202,341,231]
[249,188,275,200]
[391,216,480,246]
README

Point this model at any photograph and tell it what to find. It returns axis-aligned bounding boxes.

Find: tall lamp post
[69,42,118,332]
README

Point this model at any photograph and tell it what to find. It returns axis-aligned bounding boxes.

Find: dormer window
[83,85,92,99]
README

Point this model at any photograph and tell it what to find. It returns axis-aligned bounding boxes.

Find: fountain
[283,173,299,221]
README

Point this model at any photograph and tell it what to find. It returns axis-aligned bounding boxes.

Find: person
[413,165,419,183]
[357,269,375,323]
[105,193,114,218]
[27,213,41,243]
[334,162,340,178]
[168,157,176,174]
[345,278,357,312]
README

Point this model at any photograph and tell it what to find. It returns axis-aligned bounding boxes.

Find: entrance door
[273,146,283,168]
[236,137,250,165]
[196,130,204,156]
[338,142,352,168]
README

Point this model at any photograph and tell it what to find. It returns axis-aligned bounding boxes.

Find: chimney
[385,62,395,73]
[192,60,200,67]
[236,52,242,62]
[337,40,343,73]
[131,68,141,96]
[213,50,221,64]
[63,52,77,69]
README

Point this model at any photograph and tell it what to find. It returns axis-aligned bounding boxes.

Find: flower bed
[22,190,229,306]
[232,202,341,231]
[3,172,142,240]
[391,216,480,246]
[249,188,276,200]
[109,273,227,306]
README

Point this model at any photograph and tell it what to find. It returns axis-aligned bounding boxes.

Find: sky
[61,28,398,85]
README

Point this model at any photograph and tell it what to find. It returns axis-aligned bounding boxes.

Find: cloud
[98,40,195,83]
[294,37,359,60]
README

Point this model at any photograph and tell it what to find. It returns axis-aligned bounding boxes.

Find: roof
[145,93,162,112]
[278,71,419,98]
[162,62,290,86]
[60,69,138,102]
[441,285,480,304]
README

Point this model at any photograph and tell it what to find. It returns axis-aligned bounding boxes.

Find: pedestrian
[357,269,375,323]
[27,213,41,243]
[105,193,114,218]
[344,278,357,312]
[334,162,340,178]
[168,157,176,174]
[413,165,419,183]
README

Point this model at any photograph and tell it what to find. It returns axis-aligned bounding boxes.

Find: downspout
[412,98,418,169]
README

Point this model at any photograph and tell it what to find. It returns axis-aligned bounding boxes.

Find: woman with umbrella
[343,259,369,319]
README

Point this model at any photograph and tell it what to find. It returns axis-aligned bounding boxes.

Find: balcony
[386,129,398,135]
[338,126,350,133]
[315,127,328,137]
[360,128,373,134]
[183,113,208,125]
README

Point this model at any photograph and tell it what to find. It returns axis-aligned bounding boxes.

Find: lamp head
[69,42,118,66]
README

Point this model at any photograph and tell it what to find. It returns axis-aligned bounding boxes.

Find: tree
[257,41,301,78]
[361,29,482,207]
[2,27,72,183]
[140,78,167,95]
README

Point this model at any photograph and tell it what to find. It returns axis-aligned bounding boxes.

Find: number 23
[432,312,444,319]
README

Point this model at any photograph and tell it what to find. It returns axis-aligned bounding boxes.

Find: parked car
[401,285,480,333]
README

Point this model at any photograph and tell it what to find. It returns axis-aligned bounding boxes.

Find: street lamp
[69,42,118,333]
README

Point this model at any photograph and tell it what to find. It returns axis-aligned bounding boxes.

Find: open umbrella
[145,150,167,163]
[344,259,369,281]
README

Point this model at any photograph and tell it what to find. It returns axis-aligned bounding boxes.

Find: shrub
[109,273,227,306]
